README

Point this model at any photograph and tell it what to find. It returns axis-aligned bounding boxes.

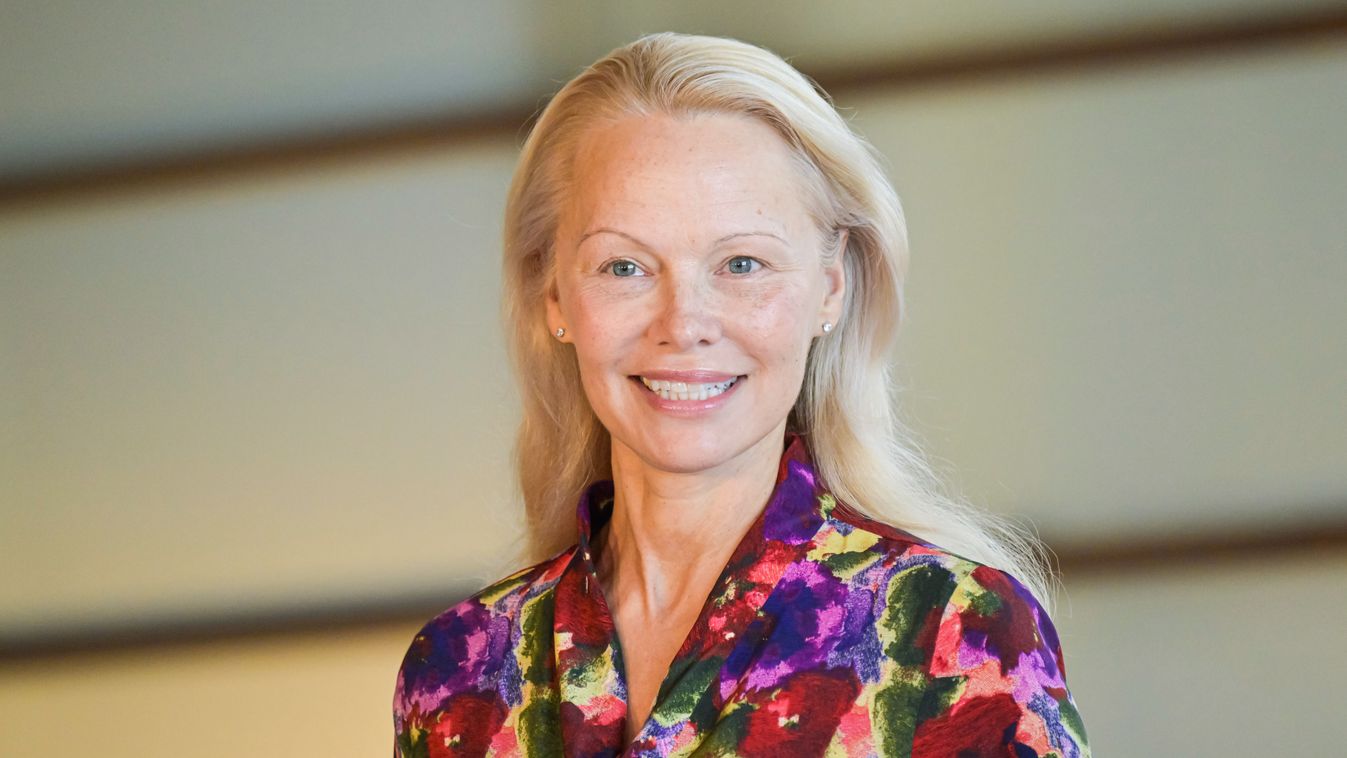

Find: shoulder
[392,548,573,723]
[817,497,984,611]
[823,497,1066,681]
[916,563,1091,756]
[821,501,1089,755]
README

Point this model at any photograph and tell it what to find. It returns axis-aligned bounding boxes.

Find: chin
[643,448,733,475]
[624,425,780,476]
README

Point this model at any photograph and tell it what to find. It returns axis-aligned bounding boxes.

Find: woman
[395,33,1088,757]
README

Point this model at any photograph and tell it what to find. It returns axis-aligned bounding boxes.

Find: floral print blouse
[393,435,1088,757]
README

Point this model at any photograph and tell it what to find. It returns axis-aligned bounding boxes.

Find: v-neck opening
[558,434,826,756]
[398,433,1089,758]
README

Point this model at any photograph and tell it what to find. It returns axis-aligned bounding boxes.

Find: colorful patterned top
[393,435,1088,757]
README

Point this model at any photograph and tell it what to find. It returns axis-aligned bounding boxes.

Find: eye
[725,255,762,275]
[604,259,645,277]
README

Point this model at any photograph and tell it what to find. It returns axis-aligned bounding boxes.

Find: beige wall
[0,623,421,758]
[2,142,527,636]
[7,556,1344,757]
[3,4,1344,756]
[1059,553,1347,754]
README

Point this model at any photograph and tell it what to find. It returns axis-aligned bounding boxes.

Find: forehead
[562,112,816,242]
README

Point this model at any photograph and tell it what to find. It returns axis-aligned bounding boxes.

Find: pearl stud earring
[822,321,833,334]
[554,327,566,339]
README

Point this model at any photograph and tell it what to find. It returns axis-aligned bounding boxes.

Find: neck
[595,428,786,616]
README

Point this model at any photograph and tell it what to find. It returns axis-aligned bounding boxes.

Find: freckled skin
[546,111,846,477]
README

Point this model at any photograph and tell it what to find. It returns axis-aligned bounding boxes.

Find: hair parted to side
[502,32,1053,606]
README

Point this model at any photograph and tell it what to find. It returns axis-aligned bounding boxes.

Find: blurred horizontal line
[4,516,1346,663]
[2,7,1344,207]
[0,590,468,665]
[0,109,524,209]
[1053,516,1347,577]
[817,6,1347,93]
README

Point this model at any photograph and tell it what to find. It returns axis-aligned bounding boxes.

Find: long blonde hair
[501,33,1052,605]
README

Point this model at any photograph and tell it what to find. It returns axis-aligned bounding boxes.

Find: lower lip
[631,376,744,415]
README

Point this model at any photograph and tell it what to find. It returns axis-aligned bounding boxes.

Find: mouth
[632,375,743,401]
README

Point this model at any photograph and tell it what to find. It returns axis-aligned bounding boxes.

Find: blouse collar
[556,433,834,752]
[572,433,828,561]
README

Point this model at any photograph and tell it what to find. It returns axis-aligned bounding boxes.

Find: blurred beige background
[3,2,1346,755]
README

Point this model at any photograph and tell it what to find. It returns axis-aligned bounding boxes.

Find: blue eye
[726,256,760,274]
[607,260,643,277]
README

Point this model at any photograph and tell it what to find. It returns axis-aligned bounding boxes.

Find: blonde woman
[394,33,1088,757]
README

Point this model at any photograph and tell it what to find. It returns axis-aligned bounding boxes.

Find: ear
[544,271,569,343]
[819,228,848,333]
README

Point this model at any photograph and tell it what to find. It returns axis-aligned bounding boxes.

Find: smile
[638,376,740,401]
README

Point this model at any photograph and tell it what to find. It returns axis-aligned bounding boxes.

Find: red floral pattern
[394,436,1089,756]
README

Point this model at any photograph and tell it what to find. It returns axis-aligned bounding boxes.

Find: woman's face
[547,111,846,476]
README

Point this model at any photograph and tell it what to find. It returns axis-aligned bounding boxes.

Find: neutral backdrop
[3,2,1346,755]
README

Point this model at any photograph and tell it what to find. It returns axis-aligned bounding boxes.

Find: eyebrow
[578,227,788,248]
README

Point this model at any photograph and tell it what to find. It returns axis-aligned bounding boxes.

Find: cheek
[563,287,643,397]
[570,330,626,419]
[730,280,815,367]
[560,270,644,329]
[568,278,650,327]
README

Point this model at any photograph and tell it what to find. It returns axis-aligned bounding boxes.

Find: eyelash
[601,259,646,277]
[723,255,763,275]
[600,256,764,277]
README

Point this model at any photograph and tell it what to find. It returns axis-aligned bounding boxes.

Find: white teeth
[639,376,738,401]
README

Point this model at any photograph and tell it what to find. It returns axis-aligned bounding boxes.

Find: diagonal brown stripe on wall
[2,7,1345,207]
[3,515,1345,663]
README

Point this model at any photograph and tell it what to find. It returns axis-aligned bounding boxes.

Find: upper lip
[633,370,742,383]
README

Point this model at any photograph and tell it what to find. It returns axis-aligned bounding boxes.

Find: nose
[649,270,723,349]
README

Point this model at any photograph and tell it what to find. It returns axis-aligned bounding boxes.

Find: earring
[554,327,566,339]
[822,321,833,334]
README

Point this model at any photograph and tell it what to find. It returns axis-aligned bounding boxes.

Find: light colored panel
[607,0,1342,66]
[4,555,1344,758]
[0,622,420,758]
[5,43,1345,632]
[850,41,1347,539]
[1055,553,1347,754]
[0,142,526,636]
[3,0,1339,176]
[0,1,593,176]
